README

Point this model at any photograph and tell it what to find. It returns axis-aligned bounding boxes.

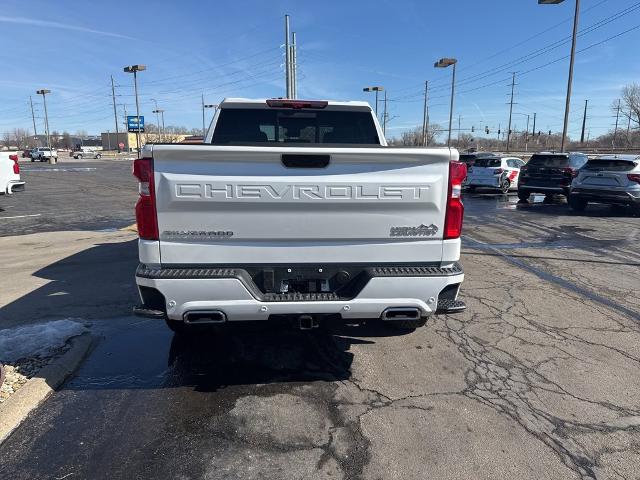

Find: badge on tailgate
[390,224,438,237]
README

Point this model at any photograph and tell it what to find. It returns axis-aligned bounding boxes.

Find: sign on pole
[127,115,145,133]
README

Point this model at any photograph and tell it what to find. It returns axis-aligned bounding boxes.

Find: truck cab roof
[220,98,372,110]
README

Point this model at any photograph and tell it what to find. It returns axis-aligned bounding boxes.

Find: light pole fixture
[123,64,146,157]
[363,86,384,118]
[539,0,580,152]
[434,58,457,148]
[36,89,54,164]
[152,109,165,143]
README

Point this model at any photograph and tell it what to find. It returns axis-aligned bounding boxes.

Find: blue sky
[1,0,639,140]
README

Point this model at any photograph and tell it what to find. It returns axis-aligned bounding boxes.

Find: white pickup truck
[133,98,467,333]
[0,152,25,196]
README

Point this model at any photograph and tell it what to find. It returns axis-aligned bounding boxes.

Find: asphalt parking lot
[1,159,639,479]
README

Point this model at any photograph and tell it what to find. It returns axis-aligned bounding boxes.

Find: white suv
[569,154,640,212]
[464,156,525,193]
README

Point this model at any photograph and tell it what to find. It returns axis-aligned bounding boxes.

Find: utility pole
[422,81,429,146]
[506,72,516,152]
[285,15,291,99]
[532,113,537,144]
[580,99,588,144]
[613,99,621,148]
[525,114,530,152]
[561,0,581,152]
[29,96,38,146]
[291,32,297,99]
[457,115,461,143]
[111,75,120,152]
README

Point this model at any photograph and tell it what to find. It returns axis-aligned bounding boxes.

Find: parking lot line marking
[0,214,41,220]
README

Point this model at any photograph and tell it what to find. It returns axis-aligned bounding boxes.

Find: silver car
[569,154,640,212]
[72,150,102,159]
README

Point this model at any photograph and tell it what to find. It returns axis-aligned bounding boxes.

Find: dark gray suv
[517,152,588,201]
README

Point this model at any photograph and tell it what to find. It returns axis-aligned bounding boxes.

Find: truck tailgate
[152,145,451,265]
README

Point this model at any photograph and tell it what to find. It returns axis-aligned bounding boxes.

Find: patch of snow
[0,319,88,363]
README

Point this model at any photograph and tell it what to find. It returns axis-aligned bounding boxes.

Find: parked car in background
[464,155,524,193]
[568,154,640,212]
[517,152,588,201]
[459,151,499,168]
[30,147,58,162]
[21,149,31,158]
[72,150,102,159]
[0,152,25,196]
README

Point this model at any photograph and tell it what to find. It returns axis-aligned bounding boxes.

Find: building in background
[100,132,191,151]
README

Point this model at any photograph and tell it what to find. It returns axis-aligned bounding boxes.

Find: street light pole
[36,89,53,164]
[123,65,146,158]
[153,109,165,142]
[539,0,581,152]
[151,98,160,142]
[434,57,457,147]
[363,86,384,121]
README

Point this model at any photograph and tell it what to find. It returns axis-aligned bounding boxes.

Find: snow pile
[0,319,88,363]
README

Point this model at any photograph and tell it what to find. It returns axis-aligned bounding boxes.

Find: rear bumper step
[435,298,466,314]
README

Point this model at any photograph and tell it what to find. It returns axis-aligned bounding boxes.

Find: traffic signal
[498,129,501,135]
[548,130,552,136]
[485,126,489,134]
[538,130,541,136]
[471,126,475,132]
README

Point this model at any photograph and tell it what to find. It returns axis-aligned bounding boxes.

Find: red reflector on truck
[132,158,159,240]
[444,161,467,240]
[266,99,328,109]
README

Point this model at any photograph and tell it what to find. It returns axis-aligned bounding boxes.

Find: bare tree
[388,123,442,146]
[621,83,640,130]
[12,128,30,148]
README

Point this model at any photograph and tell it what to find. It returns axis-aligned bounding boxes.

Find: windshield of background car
[583,159,638,171]
[212,108,380,145]
[473,158,501,167]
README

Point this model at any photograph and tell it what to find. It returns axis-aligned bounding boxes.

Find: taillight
[493,168,503,175]
[266,99,328,109]
[132,157,159,240]
[9,155,19,174]
[628,174,640,184]
[444,161,467,240]
[563,167,578,178]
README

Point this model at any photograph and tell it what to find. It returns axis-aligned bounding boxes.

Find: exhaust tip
[381,307,421,321]
[183,310,227,324]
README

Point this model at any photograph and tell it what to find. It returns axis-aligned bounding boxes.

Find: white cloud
[0,15,136,40]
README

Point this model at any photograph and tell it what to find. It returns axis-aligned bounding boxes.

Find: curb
[0,333,94,444]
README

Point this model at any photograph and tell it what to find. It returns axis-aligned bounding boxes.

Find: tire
[96,154,101,159]
[388,318,427,330]
[517,189,529,201]
[499,177,511,194]
[568,196,587,212]
[77,155,82,160]
[30,158,34,162]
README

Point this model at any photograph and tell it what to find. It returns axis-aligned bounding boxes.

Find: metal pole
[532,113,537,144]
[422,81,429,146]
[29,96,38,145]
[374,90,379,118]
[457,115,461,143]
[447,62,456,147]
[383,90,387,136]
[291,32,297,99]
[506,72,516,152]
[161,110,165,143]
[107,130,111,151]
[153,100,160,142]
[580,99,588,144]
[202,93,206,138]
[525,114,530,152]
[133,70,141,158]
[561,0,581,153]
[285,15,291,99]
[111,76,120,152]
[613,99,621,148]
[41,93,53,164]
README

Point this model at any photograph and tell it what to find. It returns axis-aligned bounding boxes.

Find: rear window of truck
[212,108,380,145]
